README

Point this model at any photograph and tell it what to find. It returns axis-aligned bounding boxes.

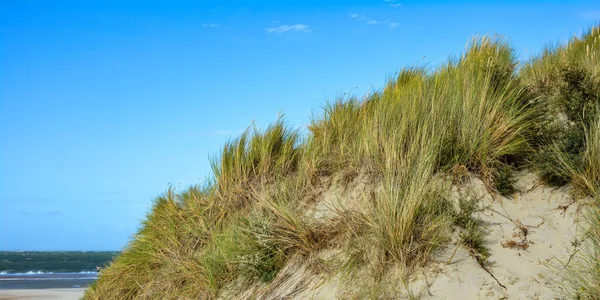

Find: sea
[0,251,119,289]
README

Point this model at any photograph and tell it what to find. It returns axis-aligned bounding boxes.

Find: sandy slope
[293,172,584,299]
[0,288,85,300]
[411,172,584,299]
[221,171,586,299]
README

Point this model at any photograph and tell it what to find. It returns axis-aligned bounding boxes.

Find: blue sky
[1,1,598,250]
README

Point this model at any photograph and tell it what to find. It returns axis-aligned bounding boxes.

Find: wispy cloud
[579,10,600,20]
[350,14,378,24]
[266,24,312,33]
[202,23,219,28]
[383,0,402,7]
[349,14,399,28]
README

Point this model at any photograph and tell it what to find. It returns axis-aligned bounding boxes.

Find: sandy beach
[0,288,85,300]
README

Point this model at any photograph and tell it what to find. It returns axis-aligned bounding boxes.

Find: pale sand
[224,171,587,299]
[0,288,85,300]
[408,171,584,299]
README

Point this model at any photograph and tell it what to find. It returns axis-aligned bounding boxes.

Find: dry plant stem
[489,207,514,222]
[446,242,461,264]
[564,248,580,269]
[476,256,507,290]
[490,207,544,229]
[555,198,577,216]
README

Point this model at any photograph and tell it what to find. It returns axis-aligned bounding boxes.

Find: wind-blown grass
[304,36,537,296]
[85,28,599,299]
[523,26,600,186]
[212,119,301,207]
[523,25,600,299]
[553,113,600,300]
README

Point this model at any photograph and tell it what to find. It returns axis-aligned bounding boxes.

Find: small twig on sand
[527,179,543,192]
[555,199,577,217]
[475,257,507,290]
[489,208,514,222]
[489,208,544,229]
[446,242,461,264]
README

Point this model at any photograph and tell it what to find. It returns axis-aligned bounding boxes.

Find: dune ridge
[86,26,600,299]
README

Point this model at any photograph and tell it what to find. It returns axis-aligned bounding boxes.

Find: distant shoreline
[0,272,97,290]
[0,251,112,292]
[0,288,85,300]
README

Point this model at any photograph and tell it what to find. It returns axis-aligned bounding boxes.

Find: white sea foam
[0,271,98,281]
[0,277,97,281]
[0,271,95,276]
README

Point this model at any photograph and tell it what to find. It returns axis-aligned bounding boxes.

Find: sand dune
[233,171,587,299]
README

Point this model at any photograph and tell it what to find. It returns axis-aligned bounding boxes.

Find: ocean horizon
[0,251,118,289]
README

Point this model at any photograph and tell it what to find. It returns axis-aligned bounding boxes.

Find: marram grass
[85,26,600,299]
[524,25,600,300]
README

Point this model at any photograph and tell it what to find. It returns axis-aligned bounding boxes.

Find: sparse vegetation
[85,26,600,299]
[452,191,490,265]
[494,163,517,196]
[460,221,490,264]
[553,112,600,300]
[522,26,600,299]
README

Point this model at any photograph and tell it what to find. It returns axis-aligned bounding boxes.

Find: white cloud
[349,13,399,29]
[202,23,219,28]
[350,13,369,22]
[383,0,402,7]
[266,24,312,33]
[350,13,381,24]
[579,10,600,20]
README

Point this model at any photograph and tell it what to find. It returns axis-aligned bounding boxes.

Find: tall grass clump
[211,119,301,207]
[435,37,536,192]
[306,97,372,176]
[309,37,536,192]
[553,112,600,299]
[334,85,455,297]
[523,25,600,299]
[233,177,333,283]
[323,37,539,297]
[86,119,311,299]
[86,186,230,299]
[522,26,600,186]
